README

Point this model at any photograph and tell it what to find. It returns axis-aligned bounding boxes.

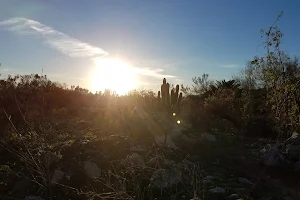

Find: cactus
[157,78,182,114]
[160,78,170,106]
[156,78,183,147]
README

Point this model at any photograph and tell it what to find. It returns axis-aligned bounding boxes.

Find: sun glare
[90,58,137,95]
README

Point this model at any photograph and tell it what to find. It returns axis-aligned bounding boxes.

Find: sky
[1,0,300,93]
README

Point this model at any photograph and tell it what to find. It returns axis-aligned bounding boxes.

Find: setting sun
[90,58,137,94]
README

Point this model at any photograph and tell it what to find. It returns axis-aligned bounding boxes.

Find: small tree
[250,11,300,138]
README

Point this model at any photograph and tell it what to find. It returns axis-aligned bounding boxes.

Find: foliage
[178,11,300,138]
[248,11,300,138]
[181,73,214,96]
[1,11,300,200]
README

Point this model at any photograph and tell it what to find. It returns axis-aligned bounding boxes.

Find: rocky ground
[1,116,300,200]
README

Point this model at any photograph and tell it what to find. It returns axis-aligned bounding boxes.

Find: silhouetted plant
[157,78,183,115]
[249,11,300,138]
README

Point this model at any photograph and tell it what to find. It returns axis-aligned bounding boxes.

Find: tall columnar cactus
[161,78,170,106]
[171,84,183,114]
[157,78,182,114]
[156,78,183,147]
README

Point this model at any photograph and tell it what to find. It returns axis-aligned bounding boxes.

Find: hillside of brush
[1,12,300,200]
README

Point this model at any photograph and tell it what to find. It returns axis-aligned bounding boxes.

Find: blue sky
[1,0,300,93]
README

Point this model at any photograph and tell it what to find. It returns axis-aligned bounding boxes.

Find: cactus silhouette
[157,78,182,114]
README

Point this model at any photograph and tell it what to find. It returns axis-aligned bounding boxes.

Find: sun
[90,58,137,94]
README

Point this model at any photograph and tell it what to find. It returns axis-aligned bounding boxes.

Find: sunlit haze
[1,2,300,199]
[1,0,300,94]
[90,58,137,94]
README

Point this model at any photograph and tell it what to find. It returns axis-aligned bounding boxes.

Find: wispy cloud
[0,17,108,58]
[0,17,176,79]
[132,67,175,79]
[0,68,9,72]
[220,64,240,68]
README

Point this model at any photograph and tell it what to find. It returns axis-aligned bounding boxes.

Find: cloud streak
[0,68,9,72]
[220,64,240,68]
[0,17,176,79]
[132,67,175,79]
[0,17,108,58]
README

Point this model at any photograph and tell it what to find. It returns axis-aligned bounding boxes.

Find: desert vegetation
[1,12,300,200]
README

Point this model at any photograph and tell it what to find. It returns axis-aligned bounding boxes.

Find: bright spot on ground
[173,113,176,116]
[177,120,180,124]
